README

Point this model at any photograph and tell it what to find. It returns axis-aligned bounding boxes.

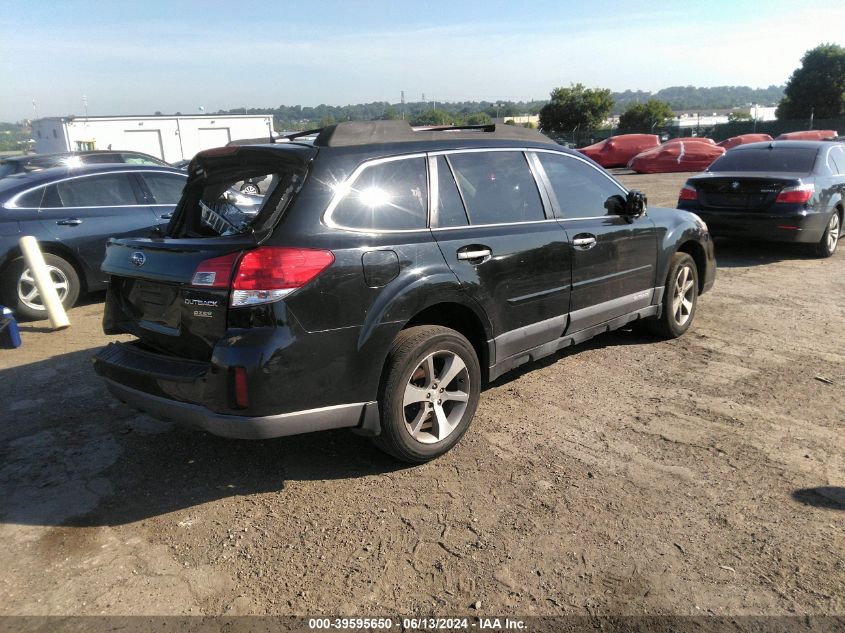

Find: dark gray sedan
[677,140,843,257]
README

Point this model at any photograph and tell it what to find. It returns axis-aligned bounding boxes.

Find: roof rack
[312,120,552,148]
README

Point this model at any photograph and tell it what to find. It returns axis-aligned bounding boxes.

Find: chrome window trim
[321,146,626,235]
[7,169,186,210]
[430,218,560,232]
[321,153,430,234]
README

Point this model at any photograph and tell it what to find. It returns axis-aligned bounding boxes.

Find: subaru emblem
[130,251,146,267]
[731,181,741,191]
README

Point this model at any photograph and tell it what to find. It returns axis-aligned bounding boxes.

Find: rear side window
[16,185,62,208]
[143,172,186,204]
[536,152,626,219]
[709,148,818,173]
[56,173,138,207]
[434,156,468,227]
[447,151,544,224]
[331,157,428,231]
[828,146,845,175]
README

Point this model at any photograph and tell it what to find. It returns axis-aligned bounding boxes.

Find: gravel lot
[1,171,843,617]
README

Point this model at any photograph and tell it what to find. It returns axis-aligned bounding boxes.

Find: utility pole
[401,91,405,120]
[32,99,38,120]
[809,106,814,130]
[82,94,88,120]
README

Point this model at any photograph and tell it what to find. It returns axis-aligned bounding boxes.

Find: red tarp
[664,137,716,145]
[627,141,726,174]
[716,134,773,149]
[775,130,838,141]
[577,134,660,167]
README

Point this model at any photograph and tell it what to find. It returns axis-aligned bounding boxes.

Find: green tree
[618,99,674,131]
[410,109,453,126]
[727,110,752,122]
[379,105,400,120]
[776,43,845,120]
[538,84,613,133]
[465,112,492,126]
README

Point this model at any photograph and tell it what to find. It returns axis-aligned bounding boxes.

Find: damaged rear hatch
[101,143,317,361]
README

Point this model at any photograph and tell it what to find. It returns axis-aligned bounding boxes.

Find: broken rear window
[169,155,307,238]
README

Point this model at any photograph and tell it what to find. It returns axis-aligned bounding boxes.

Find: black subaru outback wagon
[93,121,715,463]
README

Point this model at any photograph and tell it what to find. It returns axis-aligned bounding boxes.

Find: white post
[18,236,70,329]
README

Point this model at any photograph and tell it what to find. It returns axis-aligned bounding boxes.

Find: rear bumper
[684,205,830,243]
[102,378,375,440]
[93,341,380,439]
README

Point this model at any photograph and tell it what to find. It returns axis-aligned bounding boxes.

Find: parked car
[775,130,838,141]
[0,164,187,319]
[577,134,660,168]
[664,137,716,145]
[171,159,192,170]
[93,121,715,463]
[716,134,773,150]
[628,141,725,173]
[0,150,170,179]
[677,140,844,257]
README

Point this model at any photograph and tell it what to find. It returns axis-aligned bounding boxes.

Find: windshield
[709,148,818,173]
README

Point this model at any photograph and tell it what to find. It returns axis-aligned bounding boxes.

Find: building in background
[31,114,273,162]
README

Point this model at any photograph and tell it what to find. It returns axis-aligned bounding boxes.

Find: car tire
[2,254,80,321]
[372,325,481,463]
[646,252,699,339]
[813,210,840,258]
[240,182,260,195]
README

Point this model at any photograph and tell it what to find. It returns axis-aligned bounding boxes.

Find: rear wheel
[813,210,840,258]
[373,325,481,463]
[240,182,260,195]
[2,254,80,321]
[646,252,698,339]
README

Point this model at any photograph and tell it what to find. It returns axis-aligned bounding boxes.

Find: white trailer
[31,114,274,163]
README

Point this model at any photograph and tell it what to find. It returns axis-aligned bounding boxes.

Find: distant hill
[611,85,784,113]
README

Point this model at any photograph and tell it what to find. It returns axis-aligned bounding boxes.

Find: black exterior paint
[93,130,716,437]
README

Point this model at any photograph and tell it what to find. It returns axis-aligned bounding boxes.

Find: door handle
[56,218,83,226]
[158,212,173,220]
[572,234,597,249]
[456,246,492,261]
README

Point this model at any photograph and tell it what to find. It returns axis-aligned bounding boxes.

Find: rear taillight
[191,247,334,306]
[678,184,698,202]
[776,184,814,204]
[191,252,238,288]
[231,246,334,307]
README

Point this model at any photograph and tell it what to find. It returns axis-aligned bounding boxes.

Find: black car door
[430,150,572,361]
[532,151,658,332]
[39,172,159,284]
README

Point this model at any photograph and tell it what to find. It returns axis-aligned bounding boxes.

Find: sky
[1,0,843,122]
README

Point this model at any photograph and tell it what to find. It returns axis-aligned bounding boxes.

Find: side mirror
[604,194,626,215]
[624,189,647,221]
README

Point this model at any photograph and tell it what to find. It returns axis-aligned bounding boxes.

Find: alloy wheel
[17,265,69,311]
[402,350,470,444]
[672,264,695,327]
[828,212,840,253]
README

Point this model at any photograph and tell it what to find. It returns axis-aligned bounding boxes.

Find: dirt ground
[1,171,843,618]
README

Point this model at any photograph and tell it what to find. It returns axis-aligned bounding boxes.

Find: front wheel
[813,210,840,258]
[240,182,260,195]
[2,254,81,321]
[373,325,481,463]
[646,252,699,339]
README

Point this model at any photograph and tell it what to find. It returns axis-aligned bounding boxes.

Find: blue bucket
[0,306,22,349]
